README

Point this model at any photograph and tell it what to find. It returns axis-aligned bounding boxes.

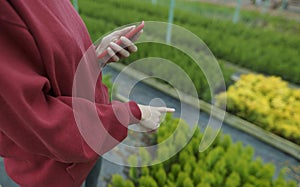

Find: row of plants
[216,74,300,145]
[80,0,300,84]
[79,1,234,102]
[121,43,232,102]
[107,114,297,187]
[141,0,300,35]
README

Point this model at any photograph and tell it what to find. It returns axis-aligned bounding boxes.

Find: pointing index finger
[158,107,175,113]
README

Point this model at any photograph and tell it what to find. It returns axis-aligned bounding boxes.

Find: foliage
[141,0,300,35]
[79,0,233,102]
[139,176,158,187]
[107,175,134,187]
[107,114,297,187]
[216,74,300,144]
[102,74,114,99]
[79,0,300,85]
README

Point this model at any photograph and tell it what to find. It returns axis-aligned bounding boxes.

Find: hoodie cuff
[127,101,142,124]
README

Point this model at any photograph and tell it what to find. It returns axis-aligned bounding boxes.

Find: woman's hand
[95,26,143,66]
[138,104,175,130]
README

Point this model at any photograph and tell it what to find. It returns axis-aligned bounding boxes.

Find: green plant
[102,74,114,100]
[80,0,300,85]
[107,114,297,187]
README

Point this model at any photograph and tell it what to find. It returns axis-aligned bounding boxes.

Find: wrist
[138,104,151,120]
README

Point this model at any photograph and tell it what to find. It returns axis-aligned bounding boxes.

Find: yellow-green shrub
[216,74,300,144]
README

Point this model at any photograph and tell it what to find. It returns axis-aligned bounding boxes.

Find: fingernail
[120,36,127,40]
[124,51,130,57]
[133,46,138,52]
[107,47,112,51]
[114,56,120,62]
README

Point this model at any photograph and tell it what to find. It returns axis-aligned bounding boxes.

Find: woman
[0,0,174,186]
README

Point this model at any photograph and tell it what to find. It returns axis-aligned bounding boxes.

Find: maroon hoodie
[0,0,141,186]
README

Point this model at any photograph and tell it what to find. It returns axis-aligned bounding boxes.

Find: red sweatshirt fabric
[0,0,141,186]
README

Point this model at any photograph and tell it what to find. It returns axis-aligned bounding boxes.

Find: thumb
[117,25,136,36]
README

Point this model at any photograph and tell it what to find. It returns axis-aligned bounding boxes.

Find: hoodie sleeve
[0,13,141,163]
